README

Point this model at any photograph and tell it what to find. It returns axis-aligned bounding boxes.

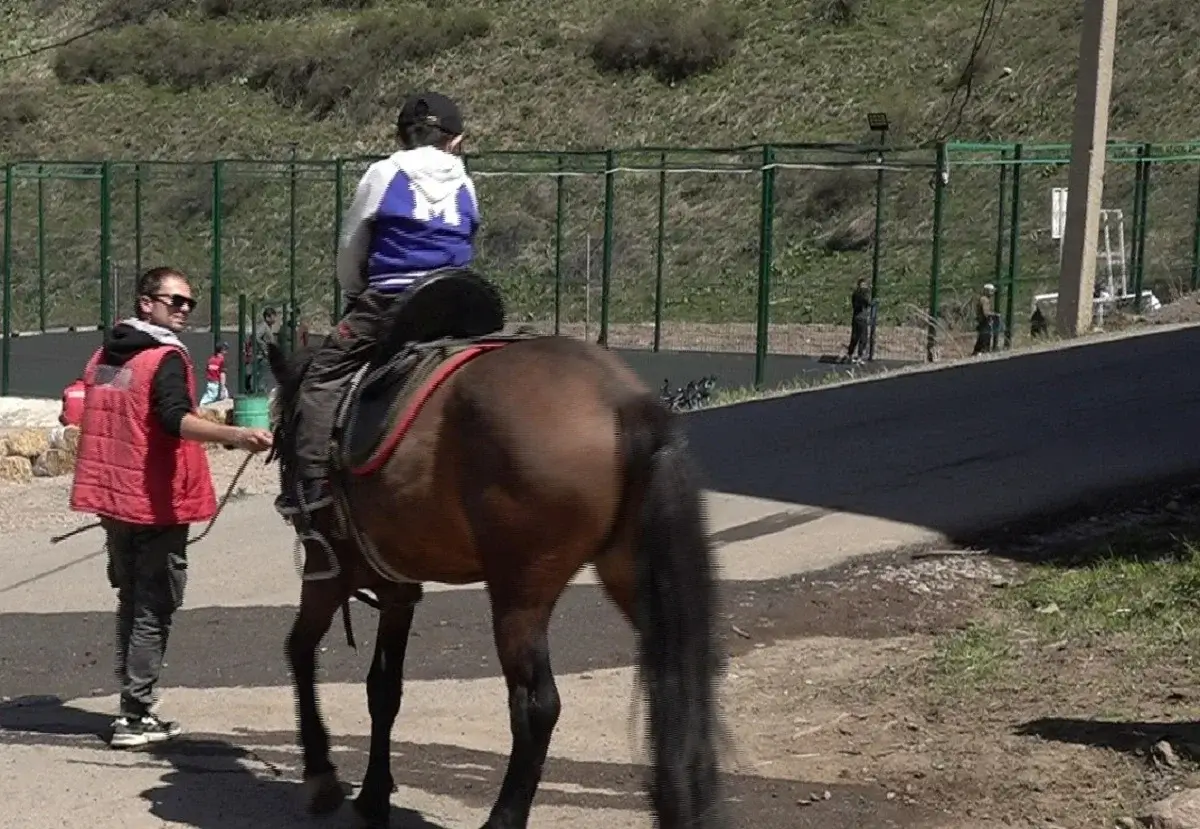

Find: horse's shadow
[0,696,446,829]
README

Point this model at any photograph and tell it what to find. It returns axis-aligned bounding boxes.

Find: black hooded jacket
[98,322,194,438]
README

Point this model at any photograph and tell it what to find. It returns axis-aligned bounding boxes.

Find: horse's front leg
[286,572,348,815]
[353,584,422,829]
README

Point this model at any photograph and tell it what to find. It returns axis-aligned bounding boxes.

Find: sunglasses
[149,293,198,313]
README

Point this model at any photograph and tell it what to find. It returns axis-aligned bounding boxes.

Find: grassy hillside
[1,0,1198,359]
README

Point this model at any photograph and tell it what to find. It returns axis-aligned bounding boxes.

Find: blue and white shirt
[335,146,480,298]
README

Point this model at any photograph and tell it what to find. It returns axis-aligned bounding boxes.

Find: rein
[49,450,258,546]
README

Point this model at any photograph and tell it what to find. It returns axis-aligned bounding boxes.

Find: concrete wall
[2,329,908,400]
[682,324,1200,541]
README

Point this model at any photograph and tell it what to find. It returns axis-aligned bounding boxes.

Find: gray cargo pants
[104,519,189,717]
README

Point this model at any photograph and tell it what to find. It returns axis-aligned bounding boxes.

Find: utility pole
[1055,0,1120,337]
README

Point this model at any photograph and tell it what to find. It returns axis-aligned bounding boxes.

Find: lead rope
[49,450,258,546]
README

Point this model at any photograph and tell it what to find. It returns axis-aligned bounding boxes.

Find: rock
[51,425,80,454]
[0,456,33,484]
[4,428,49,459]
[1139,787,1200,828]
[1153,739,1180,769]
[33,448,74,477]
[196,407,227,426]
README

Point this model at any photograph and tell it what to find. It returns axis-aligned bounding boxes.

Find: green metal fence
[4,139,1200,394]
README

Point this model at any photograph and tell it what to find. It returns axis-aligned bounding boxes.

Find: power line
[0,20,123,66]
[926,0,1011,145]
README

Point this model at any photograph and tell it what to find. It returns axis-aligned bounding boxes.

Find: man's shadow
[0,695,445,829]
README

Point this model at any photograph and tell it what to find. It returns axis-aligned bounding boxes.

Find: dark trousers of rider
[104,519,189,718]
[294,287,399,481]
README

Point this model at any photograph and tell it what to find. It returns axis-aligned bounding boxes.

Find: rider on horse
[277,91,480,517]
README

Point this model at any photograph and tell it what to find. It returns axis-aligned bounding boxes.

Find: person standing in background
[845,277,872,364]
[59,376,86,427]
[200,342,228,406]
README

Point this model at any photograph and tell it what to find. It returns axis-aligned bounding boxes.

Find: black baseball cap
[397,91,464,137]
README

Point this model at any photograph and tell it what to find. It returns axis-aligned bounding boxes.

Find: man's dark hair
[135,266,183,319]
[263,307,277,320]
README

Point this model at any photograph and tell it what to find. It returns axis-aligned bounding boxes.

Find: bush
[52,30,149,84]
[95,0,192,26]
[94,0,375,24]
[199,0,377,21]
[250,8,490,119]
[0,87,43,130]
[53,10,491,122]
[589,2,741,84]
[812,0,866,26]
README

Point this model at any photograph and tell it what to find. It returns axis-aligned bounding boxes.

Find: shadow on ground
[1017,716,1200,758]
[0,697,930,829]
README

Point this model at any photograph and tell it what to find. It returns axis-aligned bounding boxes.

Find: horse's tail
[616,394,728,829]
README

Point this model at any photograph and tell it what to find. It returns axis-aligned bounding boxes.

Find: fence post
[1132,143,1151,311]
[1129,147,1144,291]
[236,292,247,397]
[1192,162,1200,292]
[99,161,112,332]
[332,158,344,323]
[36,164,46,333]
[599,149,615,347]
[927,143,947,362]
[287,145,298,352]
[1006,143,1023,348]
[134,163,143,278]
[2,164,13,396]
[554,154,565,336]
[869,134,886,336]
[754,144,776,388]
[653,150,667,352]
[211,160,224,351]
[991,150,1010,346]
[249,298,260,393]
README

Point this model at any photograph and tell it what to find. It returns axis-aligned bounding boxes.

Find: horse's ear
[265,342,290,384]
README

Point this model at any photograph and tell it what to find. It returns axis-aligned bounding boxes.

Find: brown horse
[265,318,728,828]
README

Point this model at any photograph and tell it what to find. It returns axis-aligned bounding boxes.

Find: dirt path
[720,484,1200,829]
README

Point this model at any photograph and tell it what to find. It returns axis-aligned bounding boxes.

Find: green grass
[2,0,1199,356]
[933,533,1200,693]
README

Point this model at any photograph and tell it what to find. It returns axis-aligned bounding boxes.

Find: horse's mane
[268,341,316,412]
[264,341,317,465]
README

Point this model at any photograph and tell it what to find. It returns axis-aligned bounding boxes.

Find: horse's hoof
[304,770,346,815]
[352,792,390,828]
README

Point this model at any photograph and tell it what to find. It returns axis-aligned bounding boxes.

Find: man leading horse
[278,91,479,516]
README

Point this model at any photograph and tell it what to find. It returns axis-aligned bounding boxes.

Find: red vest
[61,380,86,427]
[70,345,218,526]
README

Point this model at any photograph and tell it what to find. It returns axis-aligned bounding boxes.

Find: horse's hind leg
[353,584,422,829]
[481,599,560,829]
[286,575,348,815]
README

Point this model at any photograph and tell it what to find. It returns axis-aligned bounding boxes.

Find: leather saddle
[329,269,529,473]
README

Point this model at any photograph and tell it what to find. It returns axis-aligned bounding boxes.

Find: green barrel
[231,394,272,430]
